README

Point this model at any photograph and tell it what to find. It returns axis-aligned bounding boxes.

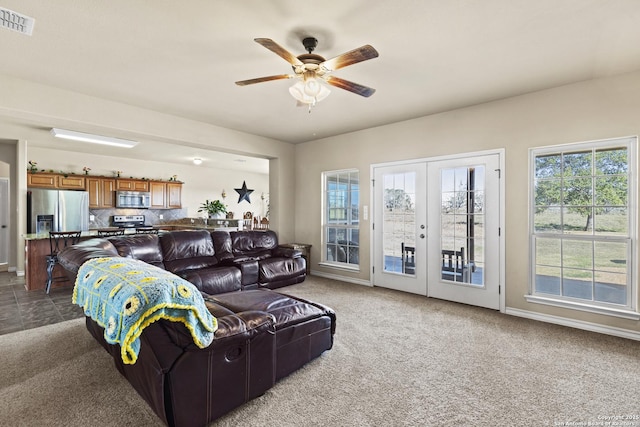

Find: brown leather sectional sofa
[59,229,307,292]
[58,229,335,427]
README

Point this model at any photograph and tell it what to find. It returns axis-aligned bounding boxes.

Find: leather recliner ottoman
[206,289,336,379]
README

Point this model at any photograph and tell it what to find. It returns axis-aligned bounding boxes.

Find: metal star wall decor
[235,181,254,203]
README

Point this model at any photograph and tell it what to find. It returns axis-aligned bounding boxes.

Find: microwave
[116,191,151,209]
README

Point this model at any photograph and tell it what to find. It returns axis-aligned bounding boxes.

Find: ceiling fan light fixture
[304,78,321,97]
[289,80,330,105]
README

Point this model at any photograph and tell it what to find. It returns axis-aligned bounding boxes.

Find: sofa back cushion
[230,230,278,262]
[57,238,119,273]
[160,230,218,274]
[108,234,165,268]
[211,230,234,262]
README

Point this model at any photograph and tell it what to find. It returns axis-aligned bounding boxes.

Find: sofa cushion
[57,238,118,273]
[160,230,218,274]
[259,257,305,282]
[211,231,234,262]
[181,266,241,295]
[231,230,277,255]
[108,234,164,268]
[209,289,326,331]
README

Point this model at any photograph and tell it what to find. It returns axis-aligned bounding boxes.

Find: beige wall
[295,70,640,334]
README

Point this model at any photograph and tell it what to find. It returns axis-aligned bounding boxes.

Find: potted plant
[198,199,227,219]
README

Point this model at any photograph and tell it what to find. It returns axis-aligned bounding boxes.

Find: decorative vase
[209,213,224,220]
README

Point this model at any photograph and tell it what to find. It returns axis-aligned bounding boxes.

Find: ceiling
[2,0,640,169]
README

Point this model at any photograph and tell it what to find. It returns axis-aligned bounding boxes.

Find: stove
[112,215,149,228]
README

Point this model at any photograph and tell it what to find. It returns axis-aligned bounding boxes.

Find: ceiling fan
[235,37,379,109]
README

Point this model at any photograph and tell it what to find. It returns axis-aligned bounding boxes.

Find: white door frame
[371,149,505,312]
[0,178,9,268]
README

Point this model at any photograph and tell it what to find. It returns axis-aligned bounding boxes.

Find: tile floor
[0,271,84,336]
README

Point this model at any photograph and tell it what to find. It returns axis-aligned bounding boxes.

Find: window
[323,170,359,268]
[529,136,636,316]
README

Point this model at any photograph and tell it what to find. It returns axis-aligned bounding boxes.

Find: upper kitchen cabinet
[27,173,85,189]
[27,173,56,188]
[58,175,85,189]
[150,181,182,209]
[87,177,116,208]
[116,179,149,191]
[167,182,182,209]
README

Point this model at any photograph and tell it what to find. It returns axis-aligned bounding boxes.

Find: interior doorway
[0,177,8,270]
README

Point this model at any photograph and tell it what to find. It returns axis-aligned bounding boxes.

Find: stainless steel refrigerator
[27,189,89,233]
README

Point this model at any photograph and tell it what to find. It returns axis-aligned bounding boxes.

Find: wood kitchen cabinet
[27,173,57,188]
[27,173,85,189]
[116,179,149,191]
[167,182,182,208]
[150,181,182,209]
[58,175,85,189]
[87,177,116,208]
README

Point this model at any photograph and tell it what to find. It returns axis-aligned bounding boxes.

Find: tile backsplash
[89,208,187,228]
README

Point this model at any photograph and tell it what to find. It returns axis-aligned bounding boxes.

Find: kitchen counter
[23,229,126,241]
[23,223,241,241]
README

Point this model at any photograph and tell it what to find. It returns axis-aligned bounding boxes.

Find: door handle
[420,234,425,239]
[1,225,6,229]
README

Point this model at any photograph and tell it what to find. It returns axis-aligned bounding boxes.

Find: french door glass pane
[440,165,484,285]
[383,172,416,275]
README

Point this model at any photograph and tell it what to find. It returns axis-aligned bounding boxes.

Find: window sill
[318,261,360,272]
[524,294,640,320]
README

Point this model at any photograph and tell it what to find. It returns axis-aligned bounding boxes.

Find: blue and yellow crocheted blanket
[73,257,217,365]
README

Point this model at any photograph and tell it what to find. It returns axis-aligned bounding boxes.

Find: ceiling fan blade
[325,76,376,97]
[254,38,303,66]
[235,74,293,86]
[321,45,379,72]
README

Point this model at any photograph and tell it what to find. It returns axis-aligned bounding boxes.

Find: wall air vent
[0,7,35,36]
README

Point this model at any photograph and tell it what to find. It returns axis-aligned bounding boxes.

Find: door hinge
[371,179,375,187]
[372,266,375,274]
[495,168,501,178]
[499,285,501,295]
[498,227,501,236]
[372,223,374,230]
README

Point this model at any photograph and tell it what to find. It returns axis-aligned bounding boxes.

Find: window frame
[526,136,638,319]
[321,169,360,270]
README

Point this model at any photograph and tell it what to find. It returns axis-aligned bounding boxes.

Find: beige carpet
[1,276,639,427]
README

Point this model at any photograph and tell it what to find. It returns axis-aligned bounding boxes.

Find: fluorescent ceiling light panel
[50,128,138,148]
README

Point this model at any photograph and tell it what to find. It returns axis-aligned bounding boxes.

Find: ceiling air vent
[0,7,35,36]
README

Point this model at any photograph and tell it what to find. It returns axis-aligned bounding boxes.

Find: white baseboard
[506,307,640,341]
[15,269,25,276]
[309,270,372,287]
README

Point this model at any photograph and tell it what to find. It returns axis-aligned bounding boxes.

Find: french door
[372,152,503,310]
[372,163,427,295]
[427,154,501,310]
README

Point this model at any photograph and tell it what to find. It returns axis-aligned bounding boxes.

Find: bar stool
[97,228,125,237]
[135,228,158,234]
[45,231,82,293]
